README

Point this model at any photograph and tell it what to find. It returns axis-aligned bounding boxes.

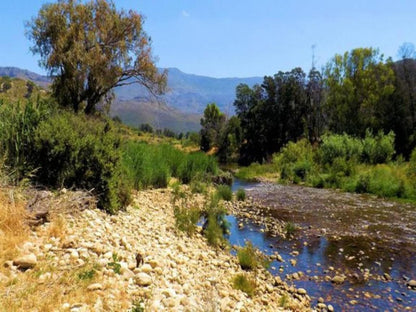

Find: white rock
[87,283,103,291]
[135,273,152,286]
[140,264,153,273]
[13,254,37,269]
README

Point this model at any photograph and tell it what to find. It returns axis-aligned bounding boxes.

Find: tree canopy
[27,0,167,114]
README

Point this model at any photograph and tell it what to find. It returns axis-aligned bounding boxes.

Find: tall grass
[121,141,218,189]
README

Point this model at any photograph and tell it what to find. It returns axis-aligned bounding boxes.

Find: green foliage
[200,103,226,152]
[77,269,96,281]
[33,111,127,213]
[174,205,200,236]
[319,133,363,165]
[235,163,277,181]
[216,185,232,201]
[273,139,315,183]
[362,130,395,164]
[284,222,298,237]
[202,194,230,247]
[278,294,290,308]
[236,188,246,201]
[108,253,121,275]
[189,180,208,194]
[231,274,256,297]
[237,241,270,271]
[28,0,166,114]
[130,300,145,312]
[0,99,54,181]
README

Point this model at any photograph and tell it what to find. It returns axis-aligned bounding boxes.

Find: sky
[0,0,415,78]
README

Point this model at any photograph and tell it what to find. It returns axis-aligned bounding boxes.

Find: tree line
[201,46,416,164]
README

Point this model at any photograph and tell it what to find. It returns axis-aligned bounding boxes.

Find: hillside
[0,66,262,132]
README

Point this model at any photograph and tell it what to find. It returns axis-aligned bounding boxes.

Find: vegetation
[231,274,256,297]
[201,194,230,247]
[237,241,270,270]
[27,0,166,114]
[236,188,246,201]
[215,185,233,201]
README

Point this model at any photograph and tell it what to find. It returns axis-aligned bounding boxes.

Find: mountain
[114,68,263,114]
[0,67,50,88]
[0,66,262,132]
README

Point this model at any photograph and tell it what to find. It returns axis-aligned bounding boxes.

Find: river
[229,180,416,311]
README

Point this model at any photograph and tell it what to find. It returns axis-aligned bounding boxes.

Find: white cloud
[182,10,190,18]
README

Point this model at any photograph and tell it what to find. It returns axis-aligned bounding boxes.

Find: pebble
[135,272,152,287]
[87,283,103,291]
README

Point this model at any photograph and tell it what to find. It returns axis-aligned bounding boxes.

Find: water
[228,179,416,311]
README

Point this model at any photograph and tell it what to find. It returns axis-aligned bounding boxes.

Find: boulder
[13,254,37,269]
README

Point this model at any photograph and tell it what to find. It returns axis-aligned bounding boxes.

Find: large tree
[200,103,226,152]
[324,48,395,136]
[27,0,166,114]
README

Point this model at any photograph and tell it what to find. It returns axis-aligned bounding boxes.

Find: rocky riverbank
[0,188,311,311]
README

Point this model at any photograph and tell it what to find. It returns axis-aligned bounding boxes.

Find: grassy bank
[236,133,416,201]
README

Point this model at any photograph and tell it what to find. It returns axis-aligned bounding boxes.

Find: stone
[87,283,103,291]
[140,264,153,273]
[384,273,392,281]
[297,288,307,295]
[331,275,345,284]
[13,254,37,269]
[328,304,334,312]
[407,280,416,288]
[135,272,152,286]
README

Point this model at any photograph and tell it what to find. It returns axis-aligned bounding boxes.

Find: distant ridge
[0,66,262,132]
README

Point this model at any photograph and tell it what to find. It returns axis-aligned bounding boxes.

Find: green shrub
[273,139,315,183]
[0,99,54,181]
[362,130,395,164]
[216,185,232,201]
[173,205,201,235]
[189,180,208,194]
[108,253,121,274]
[236,188,246,201]
[237,241,269,270]
[33,111,126,213]
[235,162,276,181]
[284,222,298,237]
[319,133,363,165]
[177,152,218,184]
[232,274,256,297]
[202,194,230,247]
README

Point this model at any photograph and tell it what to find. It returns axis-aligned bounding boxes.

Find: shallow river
[229,181,416,311]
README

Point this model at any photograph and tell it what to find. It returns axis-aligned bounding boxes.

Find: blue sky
[0,0,415,78]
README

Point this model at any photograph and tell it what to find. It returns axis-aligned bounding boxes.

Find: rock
[13,254,37,269]
[328,304,334,312]
[140,264,153,273]
[135,272,152,286]
[317,303,327,309]
[297,288,307,295]
[407,280,416,288]
[318,297,324,303]
[292,272,300,280]
[384,273,392,281]
[87,283,103,291]
[290,259,297,266]
[331,275,345,284]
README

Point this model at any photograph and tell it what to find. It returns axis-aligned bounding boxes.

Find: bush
[362,130,395,164]
[319,133,363,165]
[189,180,208,194]
[216,185,232,201]
[236,188,246,201]
[273,139,315,183]
[202,194,230,247]
[237,241,269,270]
[33,111,127,213]
[0,99,54,181]
[173,205,201,235]
[231,274,256,297]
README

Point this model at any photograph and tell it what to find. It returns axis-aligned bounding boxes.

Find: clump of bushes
[231,274,256,297]
[237,241,270,270]
[236,188,246,201]
[201,194,230,247]
[216,184,232,201]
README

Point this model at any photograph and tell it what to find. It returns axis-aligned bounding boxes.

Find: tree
[27,0,166,114]
[200,103,225,152]
[217,116,242,163]
[324,48,395,136]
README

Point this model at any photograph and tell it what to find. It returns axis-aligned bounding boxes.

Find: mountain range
[0,66,262,132]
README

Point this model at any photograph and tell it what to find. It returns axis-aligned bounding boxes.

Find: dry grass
[0,188,30,261]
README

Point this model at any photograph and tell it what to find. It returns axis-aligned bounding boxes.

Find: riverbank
[0,187,311,311]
